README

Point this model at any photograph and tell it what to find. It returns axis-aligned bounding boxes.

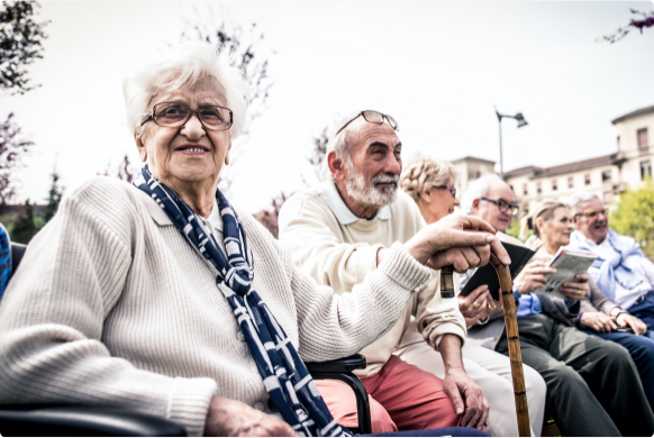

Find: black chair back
[11,243,26,273]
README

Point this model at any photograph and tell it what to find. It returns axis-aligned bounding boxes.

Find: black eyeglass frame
[335,110,399,136]
[140,101,234,131]
[480,196,519,215]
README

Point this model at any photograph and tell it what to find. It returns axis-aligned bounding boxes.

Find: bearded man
[278,110,546,435]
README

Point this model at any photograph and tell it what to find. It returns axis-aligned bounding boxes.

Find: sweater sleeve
[286,243,432,362]
[278,192,383,293]
[0,180,216,436]
[415,274,467,348]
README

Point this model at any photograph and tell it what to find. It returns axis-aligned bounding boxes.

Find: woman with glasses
[400,159,458,224]
[522,201,654,411]
[0,44,503,437]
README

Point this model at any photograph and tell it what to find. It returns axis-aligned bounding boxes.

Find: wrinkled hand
[204,396,297,437]
[458,285,494,328]
[580,311,617,332]
[443,368,489,431]
[616,312,648,335]
[560,273,590,301]
[405,214,511,273]
[515,260,556,293]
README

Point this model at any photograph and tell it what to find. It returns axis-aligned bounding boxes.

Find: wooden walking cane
[441,261,531,436]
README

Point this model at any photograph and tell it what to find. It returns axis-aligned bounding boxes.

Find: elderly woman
[524,201,654,410]
[0,45,504,437]
[399,159,547,436]
[512,201,654,435]
[400,159,458,224]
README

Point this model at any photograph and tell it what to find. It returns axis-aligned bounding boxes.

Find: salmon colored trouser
[315,355,458,432]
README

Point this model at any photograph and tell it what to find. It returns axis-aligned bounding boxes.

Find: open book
[460,241,535,300]
[543,247,597,292]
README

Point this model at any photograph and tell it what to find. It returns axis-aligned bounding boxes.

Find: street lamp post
[495,109,528,178]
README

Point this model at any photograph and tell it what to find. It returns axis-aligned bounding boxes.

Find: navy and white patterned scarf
[134,166,349,437]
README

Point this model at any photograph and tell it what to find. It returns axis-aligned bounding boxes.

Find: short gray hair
[569,192,603,213]
[461,173,506,214]
[122,43,247,138]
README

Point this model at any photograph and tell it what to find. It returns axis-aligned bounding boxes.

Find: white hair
[122,43,247,138]
[460,173,507,214]
[569,192,603,213]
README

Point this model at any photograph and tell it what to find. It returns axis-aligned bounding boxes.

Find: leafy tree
[0,0,48,95]
[43,169,63,221]
[10,199,43,243]
[599,8,654,44]
[180,18,273,129]
[179,11,274,193]
[610,181,654,258]
[252,192,288,238]
[0,112,33,209]
[305,126,329,184]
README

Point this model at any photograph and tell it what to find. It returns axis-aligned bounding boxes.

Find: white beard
[343,158,398,208]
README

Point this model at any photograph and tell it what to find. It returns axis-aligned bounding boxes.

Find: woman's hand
[560,273,590,301]
[616,312,648,335]
[205,396,297,437]
[580,311,618,332]
[514,260,556,293]
[458,285,493,328]
[405,214,510,273]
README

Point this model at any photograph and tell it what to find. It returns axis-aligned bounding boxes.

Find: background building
[454,104,654,213]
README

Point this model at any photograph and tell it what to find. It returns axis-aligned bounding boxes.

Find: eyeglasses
[480,197,519,215]
[433,185,456,198]
[141,101,233,131]
[575,209,607,219]
[335,110,399,136]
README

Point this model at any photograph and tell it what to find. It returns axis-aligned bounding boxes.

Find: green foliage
[43,170,63,221]
[610,181,654,258]
[505,217,523,240]
[10,199,42,244]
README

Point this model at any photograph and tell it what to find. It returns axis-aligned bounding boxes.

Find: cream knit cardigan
[0,177,432,436]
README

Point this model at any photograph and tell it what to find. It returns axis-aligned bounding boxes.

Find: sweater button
[237,332,245,342]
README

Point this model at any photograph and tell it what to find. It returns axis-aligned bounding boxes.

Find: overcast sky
[4,0,654,212]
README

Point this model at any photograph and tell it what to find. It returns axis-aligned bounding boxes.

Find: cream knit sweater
[0,177,432,436]
[278,183,466,377]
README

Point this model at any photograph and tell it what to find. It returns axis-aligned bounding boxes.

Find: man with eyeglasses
[569,193,654,339]
[278,110,547,435]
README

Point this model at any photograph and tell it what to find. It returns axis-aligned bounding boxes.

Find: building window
[536,181,542,195]
[640,160,652,181]
[584,174,591,186]
[601,170,612,183]
[567,176,574,189]
[551,179,558,191]
[522,183,528,196]
[638,128,649,150]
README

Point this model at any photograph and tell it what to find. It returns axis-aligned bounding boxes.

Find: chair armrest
[0,405,187,436]
[305,354,371,434]
[305,353,366,374]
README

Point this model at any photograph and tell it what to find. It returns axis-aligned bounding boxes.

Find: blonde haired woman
[400,159,458,224]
